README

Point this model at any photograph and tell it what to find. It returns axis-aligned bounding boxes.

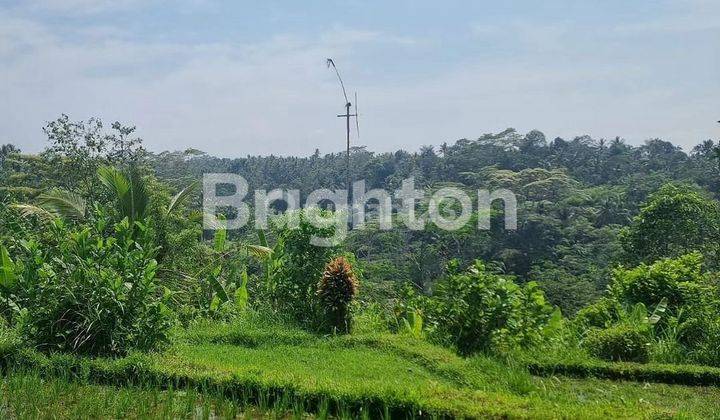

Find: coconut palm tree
[12,164,196,224]
[12,164,271,261]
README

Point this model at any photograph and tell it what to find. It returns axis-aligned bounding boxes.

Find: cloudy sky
[1,0,718,157]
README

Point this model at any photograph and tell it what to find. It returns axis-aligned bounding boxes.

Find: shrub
[316,256,358,334]
[583,325,650,363]
[351,303,391,335]
[0,319,21,360]
[0,217,174,356]
[572,253,720,366]
[572,297,622,329]
[266,210,341,326]
[610,252,708,311]
[426,260,553,355]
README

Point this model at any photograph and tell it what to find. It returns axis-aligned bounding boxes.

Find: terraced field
[3,318,720,418]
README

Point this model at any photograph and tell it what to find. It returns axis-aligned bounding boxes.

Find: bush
[583,325,650,363]
[426,260,553,355]
[317,256,358,334]
[351,303,392,335]
[610,252,708,311]
[0,217,174,356]
[572,297,622,329]
[266,210,341,327]
[0,319,21,360]
[572,253,720,367]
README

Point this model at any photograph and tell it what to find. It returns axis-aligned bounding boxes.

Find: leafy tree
[40,115,146,198]
[42,115,108,197]
[0,144,19,170]
[619,184,720,265]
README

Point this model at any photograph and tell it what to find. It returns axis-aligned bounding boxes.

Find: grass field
[3,314,720,419]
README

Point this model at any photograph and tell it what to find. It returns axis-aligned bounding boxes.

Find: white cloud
[0,15,388,156]
[0,7,718,157]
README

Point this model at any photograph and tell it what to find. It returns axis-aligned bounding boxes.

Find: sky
[0,0,718,157]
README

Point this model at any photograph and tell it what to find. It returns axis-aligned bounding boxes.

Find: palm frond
[97,165,130,199]
[126,164,148,223]
[245,244,273,259]
[166,181,197,216]
[97,164,149,223]
[10,204,56,221]
[36,189,87,221]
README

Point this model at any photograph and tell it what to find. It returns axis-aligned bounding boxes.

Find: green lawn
[3,317,720,418]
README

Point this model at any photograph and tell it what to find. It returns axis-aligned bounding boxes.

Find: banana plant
[647,298,669,326]
[195,223,271,314]
[0,245,21,316]
[0,245,16,290]
[401,309,424,339]
[257,229,283,292]
[619,297,669,327]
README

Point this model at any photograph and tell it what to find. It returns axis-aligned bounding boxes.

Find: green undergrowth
[2,316,720,418]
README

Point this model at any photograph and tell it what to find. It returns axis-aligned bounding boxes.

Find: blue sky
[1,0,718,156]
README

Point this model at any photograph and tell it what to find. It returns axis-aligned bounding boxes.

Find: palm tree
[12,189,87,222]
[12,164,196,223]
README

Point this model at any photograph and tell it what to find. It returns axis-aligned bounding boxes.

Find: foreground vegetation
[2,116,720,417]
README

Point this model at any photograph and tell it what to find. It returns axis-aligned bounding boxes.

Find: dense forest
[2,115,720,417]
[12,117,717,310]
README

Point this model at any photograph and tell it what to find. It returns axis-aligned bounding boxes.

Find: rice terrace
[1,0,720,418]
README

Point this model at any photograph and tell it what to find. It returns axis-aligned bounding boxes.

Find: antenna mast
[326,58,357,197]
